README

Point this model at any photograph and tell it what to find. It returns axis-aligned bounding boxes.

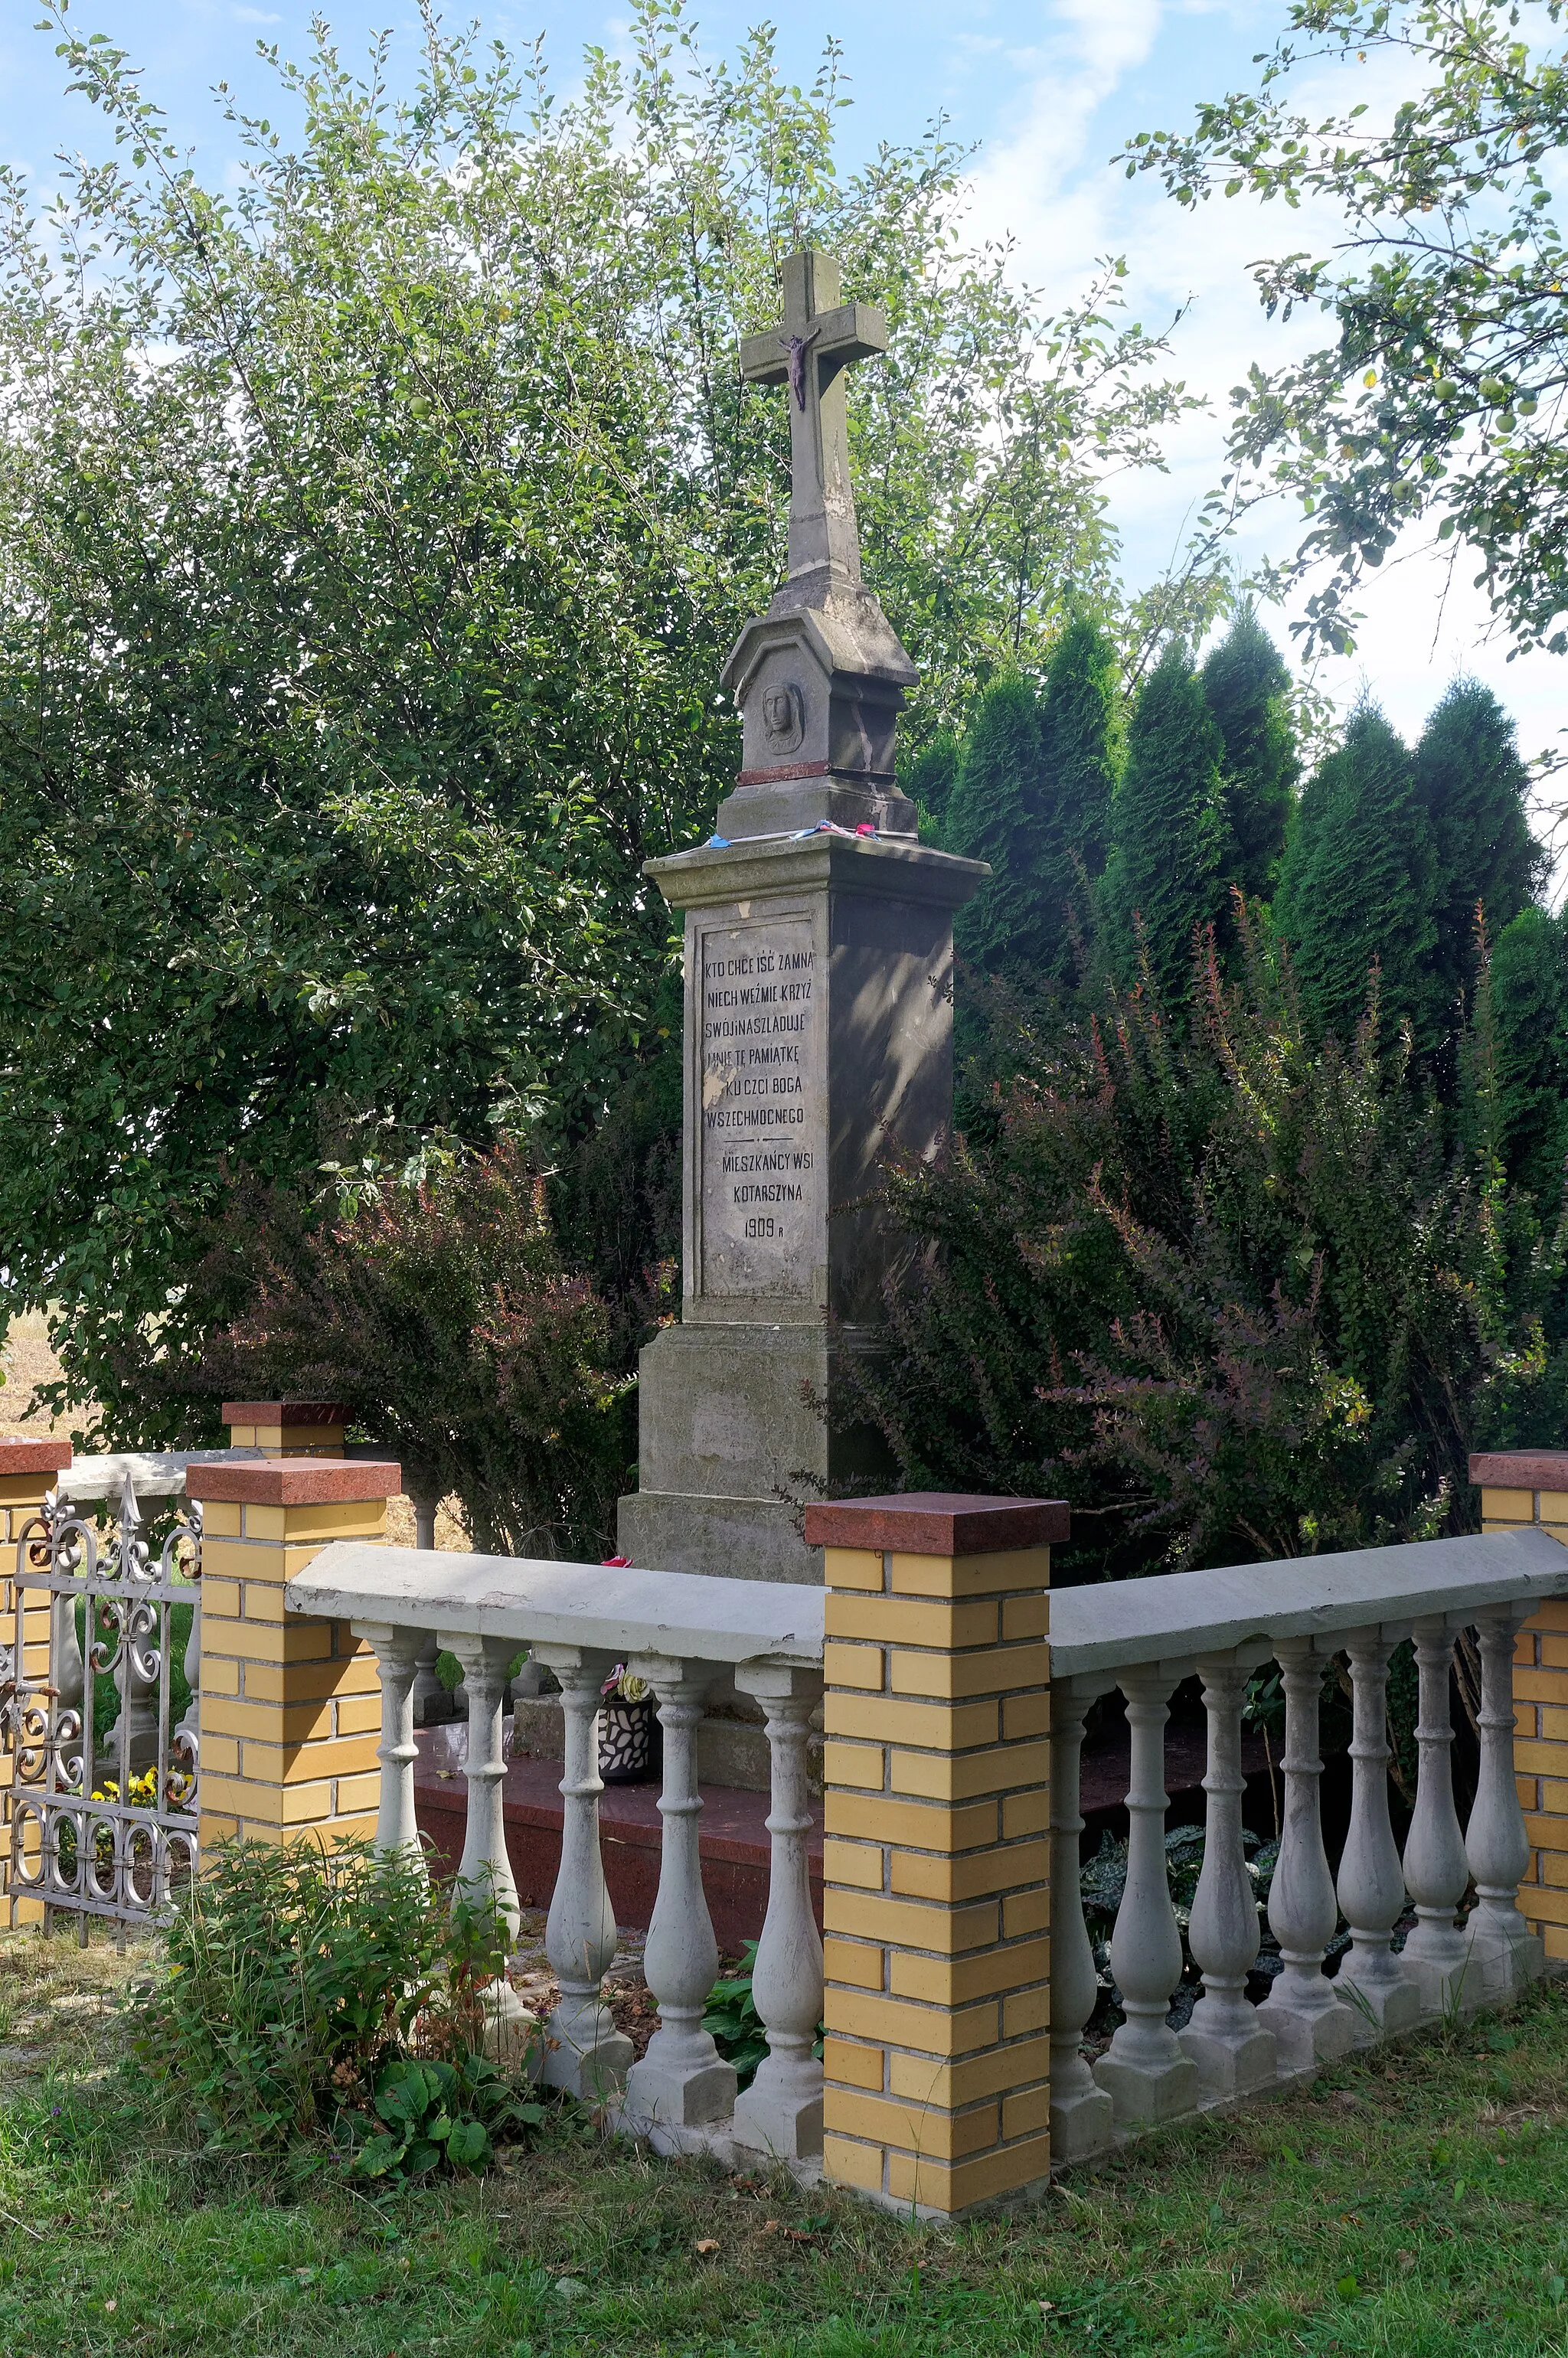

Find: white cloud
[963,6,1568,812]
[233,7,282,22]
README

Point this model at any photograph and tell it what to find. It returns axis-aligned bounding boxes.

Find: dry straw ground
[0,1308,66,1440]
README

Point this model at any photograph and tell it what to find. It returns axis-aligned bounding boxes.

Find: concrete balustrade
[731,1660,825,2160]
[287,1542,828,2159]
[1038,1521,1566,2165]
[15,1471,1547,2213]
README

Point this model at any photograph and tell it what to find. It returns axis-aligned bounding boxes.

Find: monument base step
[413,1728,824,1953]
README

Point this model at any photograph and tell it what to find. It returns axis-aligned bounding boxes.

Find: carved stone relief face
[760,679,806,754]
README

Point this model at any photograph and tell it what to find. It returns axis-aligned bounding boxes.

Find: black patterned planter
[599,1692,660,1785]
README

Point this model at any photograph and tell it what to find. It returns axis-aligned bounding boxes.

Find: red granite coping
[1470,1450,1568,1494]
[187,1458,401,1505]
[0,1438,74,1474]
[805,1491,1069,1556]
[223,1400,350,1425]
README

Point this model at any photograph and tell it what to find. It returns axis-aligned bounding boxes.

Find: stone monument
[617,248,985,1585]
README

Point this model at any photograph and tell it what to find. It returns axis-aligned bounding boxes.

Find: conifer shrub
[902,729,961,840]
[1275,706,1439,1052]
[1415,678,1543,1013]
[1100,642,1227,1004]
[945,674,1053,975]
[126,1839,543,2175]
[1491,904,1568,1213]
[1037,612,1122,978]
[1200,604,1296,903]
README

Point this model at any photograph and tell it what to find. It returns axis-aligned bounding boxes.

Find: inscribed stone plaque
[698,915,822,1298]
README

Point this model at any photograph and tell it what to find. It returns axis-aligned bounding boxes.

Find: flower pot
[599,1693,660,1785]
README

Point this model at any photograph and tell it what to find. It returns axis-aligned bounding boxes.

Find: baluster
[1465,1611,1546,1999]
[730,1661,824,2160]
[622,1655,737,2138]
[1178,1655,1276,2094]
[1334,1631,1421,2038]
[1258,1641,1357,2070]
[443,1630,532,2061]
[410,1633,447,1726]
[1048,1684,1116,2160]
[359,1625,427,1870]
[443,1632,520,1929]
[530,1643,633,2102]
[1402,1618,1475,2017]
[1092,1669,1199,2124]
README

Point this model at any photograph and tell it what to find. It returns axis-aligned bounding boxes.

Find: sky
[3,0,1565,799]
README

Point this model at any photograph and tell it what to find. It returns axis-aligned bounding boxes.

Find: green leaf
[445,2117,491,2170]
[355,2131,407,2179]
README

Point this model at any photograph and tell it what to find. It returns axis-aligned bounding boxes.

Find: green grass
[5,1929,1568,2354]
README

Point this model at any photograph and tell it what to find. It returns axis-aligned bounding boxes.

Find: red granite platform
[413,1731,823,1955]
[1081,1720,1270,1817]
[412,1717,1265,1950]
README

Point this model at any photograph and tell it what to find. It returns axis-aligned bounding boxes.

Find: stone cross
[739,248,887,595]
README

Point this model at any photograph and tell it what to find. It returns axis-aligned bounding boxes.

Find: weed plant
[125,1837,538,2177]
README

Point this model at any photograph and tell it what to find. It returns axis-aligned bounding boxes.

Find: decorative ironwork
[2,1471,202,1934]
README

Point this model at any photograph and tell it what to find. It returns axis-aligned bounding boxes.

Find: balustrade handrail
[289,1543,825,1667]
[1047,1525,1568,1679]
[57,1448,265,1504]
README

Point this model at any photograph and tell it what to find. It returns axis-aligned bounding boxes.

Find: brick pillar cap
[1470,1449,1568,1491]
[0,1437,74,1474]
[805,1491,1068,1556]
[187,1459,401,1506]
[222,1400,351,1425]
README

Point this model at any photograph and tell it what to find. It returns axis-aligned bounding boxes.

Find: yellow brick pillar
[805,1491,1066,2219]
[1472,1448,1568,1961]
[223,1399,348,1458]
[1,1439,74,1925]
[187,1458,400,1853]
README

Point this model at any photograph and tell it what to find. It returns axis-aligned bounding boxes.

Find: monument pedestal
[619,1320,886,1584]
[618,831,983,1585]
[616,245,985,1590]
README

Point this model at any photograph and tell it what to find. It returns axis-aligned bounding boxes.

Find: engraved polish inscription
[699,916,819,1295]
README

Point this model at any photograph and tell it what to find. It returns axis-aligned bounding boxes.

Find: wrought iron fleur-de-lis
[114,1471,152,1584]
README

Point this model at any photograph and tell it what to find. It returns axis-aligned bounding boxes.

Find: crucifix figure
[739,248,887,596]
